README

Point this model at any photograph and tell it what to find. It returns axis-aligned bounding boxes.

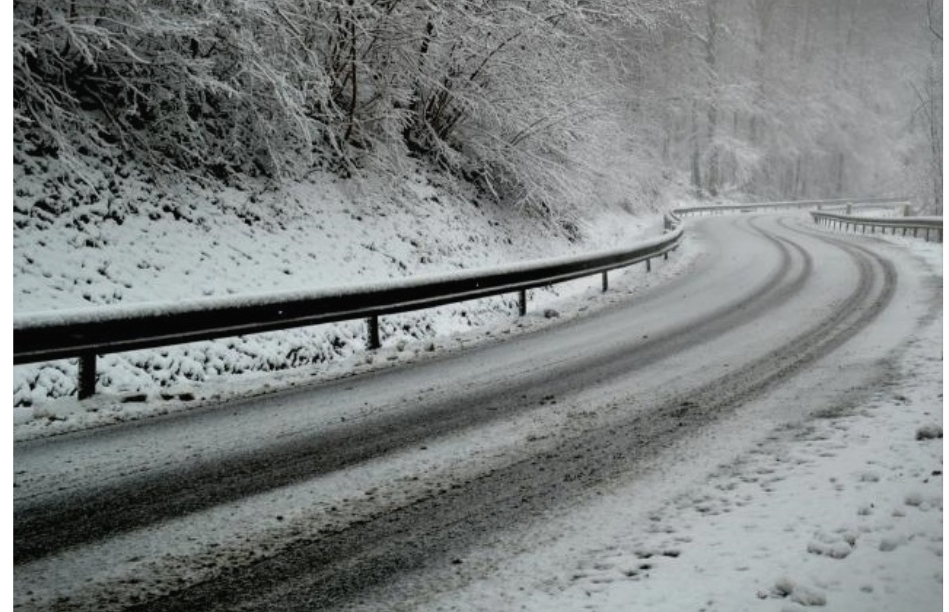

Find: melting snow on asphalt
[426,324,942,611]
[12,198,943,611]
[387,233,944,612]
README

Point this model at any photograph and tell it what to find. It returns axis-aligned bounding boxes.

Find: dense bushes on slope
[14,0,664,214]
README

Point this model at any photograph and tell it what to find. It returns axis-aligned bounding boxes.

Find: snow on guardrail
[810,210,943,243]
[14,226,683,398]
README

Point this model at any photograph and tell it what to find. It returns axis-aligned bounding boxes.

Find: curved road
[13,213,939,611]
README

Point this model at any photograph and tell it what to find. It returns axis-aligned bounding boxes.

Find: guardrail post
[646,259,652,273]
[77,352,97,400]
[902,204,911,217]
[846,203,852,215]
[366,316,381,350]
[518,289,527,316]
[601,271,608,292]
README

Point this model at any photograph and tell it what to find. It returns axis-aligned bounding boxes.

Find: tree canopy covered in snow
[13,0,941,212]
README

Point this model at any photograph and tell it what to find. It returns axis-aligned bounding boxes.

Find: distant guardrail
[671,197,910,218]
[667,195,941,241]
[810,210,943,243]
[14,226,684,398]
[662,197,911,231]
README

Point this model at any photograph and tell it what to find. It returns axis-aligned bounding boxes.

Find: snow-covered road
[13,213,942,611]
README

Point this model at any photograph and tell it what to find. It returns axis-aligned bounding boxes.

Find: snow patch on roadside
[14,151,669,422]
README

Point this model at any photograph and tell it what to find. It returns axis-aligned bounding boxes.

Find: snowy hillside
[13,151,670,413]
[13,0,941,413]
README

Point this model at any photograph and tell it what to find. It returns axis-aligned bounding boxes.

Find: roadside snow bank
[522,314,943,612]
[13,152,666,416]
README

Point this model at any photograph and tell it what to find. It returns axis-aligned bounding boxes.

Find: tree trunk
[690,99,702,195]
[704,0,719,197]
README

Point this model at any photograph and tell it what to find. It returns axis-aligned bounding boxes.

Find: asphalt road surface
[14,213,937,611]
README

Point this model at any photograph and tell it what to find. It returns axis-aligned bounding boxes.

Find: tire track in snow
[115,218,897,612]
[15,216,799,565]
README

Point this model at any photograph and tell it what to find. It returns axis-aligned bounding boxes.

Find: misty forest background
[13,0,943,219]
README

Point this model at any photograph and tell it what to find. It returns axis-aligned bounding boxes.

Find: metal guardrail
[672,197,910,218]
[14,226,683,398]
[810,210,943,242]
[13,196,931,400]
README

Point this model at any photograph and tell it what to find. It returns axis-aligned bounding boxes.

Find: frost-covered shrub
[13,0,673,216]
[14,0,335,178]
